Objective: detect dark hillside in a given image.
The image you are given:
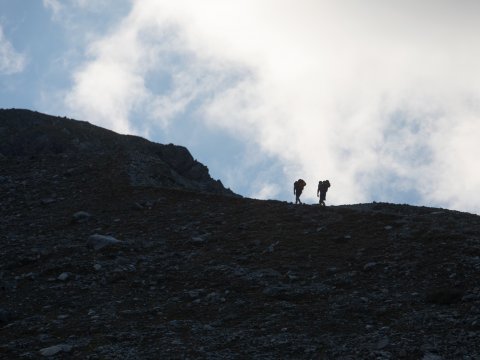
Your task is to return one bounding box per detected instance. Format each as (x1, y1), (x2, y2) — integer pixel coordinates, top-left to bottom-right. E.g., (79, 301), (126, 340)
(1, 110), (480, 359)
(0, 109), (235, 195)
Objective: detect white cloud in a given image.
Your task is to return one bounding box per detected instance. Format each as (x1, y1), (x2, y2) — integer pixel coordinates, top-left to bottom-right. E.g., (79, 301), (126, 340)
(42, 0), (62, 16)
(0, 26), (26, 75)
(63, 0), (480, 213)
(66, 60), (147, 133)
(252, 182), (281, 200)
(63, 1), (244, 134)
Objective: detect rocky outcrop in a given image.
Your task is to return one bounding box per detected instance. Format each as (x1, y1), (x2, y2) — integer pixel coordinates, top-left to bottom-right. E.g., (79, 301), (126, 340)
(0, 109), (236, 196)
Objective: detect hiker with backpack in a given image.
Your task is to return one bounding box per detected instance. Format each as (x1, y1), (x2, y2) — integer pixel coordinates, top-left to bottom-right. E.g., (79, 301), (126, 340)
(294, 179), (306, 204)
(317, 180), (331, 206)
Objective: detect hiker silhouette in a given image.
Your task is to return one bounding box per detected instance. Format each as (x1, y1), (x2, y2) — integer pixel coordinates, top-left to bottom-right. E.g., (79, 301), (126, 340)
(317, 180), (331, 206)
(293, 179), (306, 204)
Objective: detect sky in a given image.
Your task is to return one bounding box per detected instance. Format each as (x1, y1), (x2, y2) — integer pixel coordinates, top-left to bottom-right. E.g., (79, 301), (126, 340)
(1, 0), (480, 214)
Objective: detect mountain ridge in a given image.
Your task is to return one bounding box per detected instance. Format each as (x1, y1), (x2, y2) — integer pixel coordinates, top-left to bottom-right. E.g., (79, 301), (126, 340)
(0, 108), (236, 196)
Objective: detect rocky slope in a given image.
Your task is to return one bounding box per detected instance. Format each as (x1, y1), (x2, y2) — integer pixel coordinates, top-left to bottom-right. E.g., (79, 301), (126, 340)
(1, 110), (480, 359)
(0, 109), (235, 196)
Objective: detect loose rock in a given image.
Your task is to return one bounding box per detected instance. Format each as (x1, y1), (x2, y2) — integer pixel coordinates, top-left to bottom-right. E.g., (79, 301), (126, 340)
(72, 211), (92, 223)
(39, 344), (72, 356)
(87, 234), (122, 250)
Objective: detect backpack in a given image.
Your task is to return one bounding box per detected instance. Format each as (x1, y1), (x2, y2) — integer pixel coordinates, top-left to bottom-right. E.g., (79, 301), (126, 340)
(295, 179), (306, 190)
(318, 180), (330, 192)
